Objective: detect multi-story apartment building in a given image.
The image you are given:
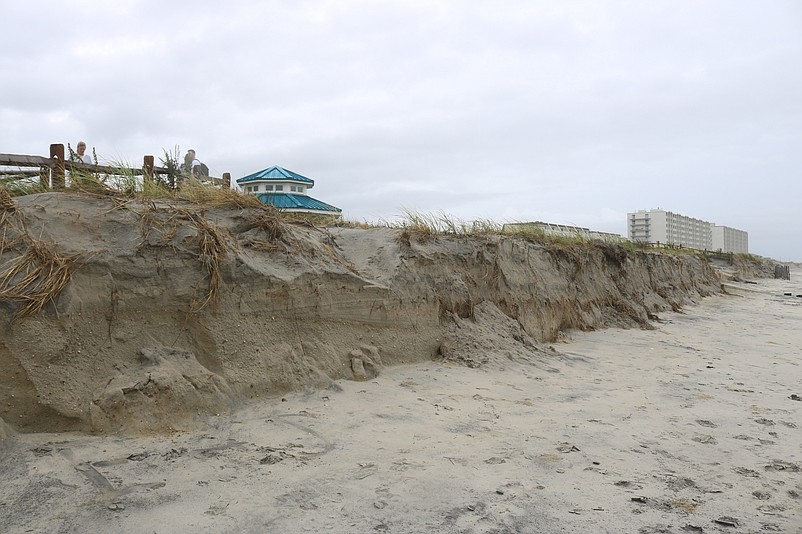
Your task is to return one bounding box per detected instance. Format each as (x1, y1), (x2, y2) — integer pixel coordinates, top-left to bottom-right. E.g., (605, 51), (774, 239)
(711, 225), (748, 254)
(628, 209), (712, 250)
(627, 209), (748, 253)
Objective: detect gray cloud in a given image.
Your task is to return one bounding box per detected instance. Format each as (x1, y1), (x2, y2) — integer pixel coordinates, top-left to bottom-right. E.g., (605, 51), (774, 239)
(2, 0), (800, 259)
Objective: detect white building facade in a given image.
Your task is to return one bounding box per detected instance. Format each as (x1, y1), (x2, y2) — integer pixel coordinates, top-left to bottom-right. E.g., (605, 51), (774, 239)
(503, 221), (624, 242)
(627, 209), (749, 253)
(628, 209), (712, 249)
(711, 225), (748, 254)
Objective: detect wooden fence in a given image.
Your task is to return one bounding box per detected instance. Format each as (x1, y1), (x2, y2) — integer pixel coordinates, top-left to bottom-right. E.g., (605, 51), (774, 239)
(0, 143), (231, 190)
(775, 264), (791, 280)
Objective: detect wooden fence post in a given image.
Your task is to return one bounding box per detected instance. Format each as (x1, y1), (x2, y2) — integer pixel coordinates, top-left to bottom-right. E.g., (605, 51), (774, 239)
(223, 172), (231, 189)
(50, 143), (65, 189)
(143, 155), (154, 187)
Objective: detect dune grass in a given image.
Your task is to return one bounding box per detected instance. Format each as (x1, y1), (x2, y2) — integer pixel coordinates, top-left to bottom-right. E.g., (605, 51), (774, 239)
(385, 209), (719, 267)
(1, 186), (78, 319)
(1, 177), (716, 263)
(0, 188), (14, 214)
(253, 206), (285, 241)
(184, 210), (228, 313)
(0, 178), (47, 197)
(395, 209), (504, 236)
(0, 229), (78, 319)
(391, 209), (607, 250)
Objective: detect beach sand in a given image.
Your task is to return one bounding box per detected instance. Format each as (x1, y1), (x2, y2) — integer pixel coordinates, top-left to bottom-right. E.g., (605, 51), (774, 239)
(1, 271), (800, 533)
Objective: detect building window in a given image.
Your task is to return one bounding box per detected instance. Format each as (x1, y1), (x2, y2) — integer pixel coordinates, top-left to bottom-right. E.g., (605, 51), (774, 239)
(266, 185), (273, 191)
(275, 185), (284, 192)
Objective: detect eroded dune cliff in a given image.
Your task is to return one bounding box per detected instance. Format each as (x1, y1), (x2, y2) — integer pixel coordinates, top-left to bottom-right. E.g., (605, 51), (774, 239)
(1, 192), (723, 433)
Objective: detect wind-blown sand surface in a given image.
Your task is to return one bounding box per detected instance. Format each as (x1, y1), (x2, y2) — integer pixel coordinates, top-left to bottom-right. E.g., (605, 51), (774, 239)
(1, 271), (800, 533)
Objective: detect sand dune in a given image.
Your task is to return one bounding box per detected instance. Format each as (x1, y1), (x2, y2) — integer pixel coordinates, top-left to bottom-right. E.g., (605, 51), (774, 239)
(1, 271), (799, 533)
(1, 193), (798, 532)
(1, 193), (721, 434)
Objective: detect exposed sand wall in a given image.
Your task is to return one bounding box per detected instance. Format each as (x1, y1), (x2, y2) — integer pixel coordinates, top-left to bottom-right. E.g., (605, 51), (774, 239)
(1, 193), (724, 434)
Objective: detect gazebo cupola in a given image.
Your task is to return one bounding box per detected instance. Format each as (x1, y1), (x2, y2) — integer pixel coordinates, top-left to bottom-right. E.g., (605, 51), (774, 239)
(236, 165), (341, 216)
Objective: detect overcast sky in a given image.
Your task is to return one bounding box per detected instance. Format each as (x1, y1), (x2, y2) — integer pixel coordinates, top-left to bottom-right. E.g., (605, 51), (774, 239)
(2, 1), (801, 260)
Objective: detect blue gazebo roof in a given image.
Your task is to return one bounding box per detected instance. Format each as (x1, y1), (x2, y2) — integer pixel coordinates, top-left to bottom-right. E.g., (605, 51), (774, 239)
(256, 193), (341, 213)
(237, 165), (314, 185)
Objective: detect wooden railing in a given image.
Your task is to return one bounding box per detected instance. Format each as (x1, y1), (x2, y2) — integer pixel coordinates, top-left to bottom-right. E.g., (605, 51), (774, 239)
(0, 143), (231, 190)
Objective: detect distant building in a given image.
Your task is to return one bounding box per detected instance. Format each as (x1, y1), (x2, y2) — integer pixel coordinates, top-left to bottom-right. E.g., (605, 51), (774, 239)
(503, 221), (625, 242)
(627, 208), (748, 253)
(711, 225), (748, 254)
(236, 165), (341, 216)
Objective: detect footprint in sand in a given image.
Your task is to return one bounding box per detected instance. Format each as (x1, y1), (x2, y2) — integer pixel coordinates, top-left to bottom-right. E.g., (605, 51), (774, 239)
(691, 434), (717, 445)
(695, 419), (717, 428)
(732, 466), (761, 478)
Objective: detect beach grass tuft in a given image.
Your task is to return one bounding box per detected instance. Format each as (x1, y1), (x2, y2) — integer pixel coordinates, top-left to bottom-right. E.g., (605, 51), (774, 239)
(176, 181), (263, 208)
(0, 235), (78, 319)
(253, 206), (285, 242)
(186, 211), (228, 313)
(0, 188), (15, 213)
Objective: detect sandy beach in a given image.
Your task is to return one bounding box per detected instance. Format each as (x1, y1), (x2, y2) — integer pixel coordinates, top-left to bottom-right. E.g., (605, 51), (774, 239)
(2, 269), (800, 533)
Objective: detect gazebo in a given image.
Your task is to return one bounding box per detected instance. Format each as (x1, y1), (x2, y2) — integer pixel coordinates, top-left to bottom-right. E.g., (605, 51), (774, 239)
(236, 165), (342, 216)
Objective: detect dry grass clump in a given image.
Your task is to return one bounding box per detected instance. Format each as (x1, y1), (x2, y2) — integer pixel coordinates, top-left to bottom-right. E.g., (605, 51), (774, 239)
(393, 210), (513, 244)
(138, 203), (181, 246)
(237, 206), (287, 252)
(0, 236), (78, 319)
(285, 212), (343, 228)
(176, 182), (263, 209)
(0, 188), (16, 228)
(394, 210), (436, 245)
(502, 224), (548, 241)
(67, 170), (119, 197)
(186, 211), (228, 313)
(0, 179), (47, 198)
(500, 222), (626, 269)
(253, 206), (285, 241)
(0, 193), (77, 319)
(0, 188), (15, 212)
(137, 205), (230, 313)
(394, 210), (589, 247)
(330, 218), (377, 229)
(502, 222), (632, 266)
(470, 218), (504, 235)
(0, 224), (21, 256)
(620, 239), (703, 257)
(245, 240), (281, 253)
(503, 223), (588, 247)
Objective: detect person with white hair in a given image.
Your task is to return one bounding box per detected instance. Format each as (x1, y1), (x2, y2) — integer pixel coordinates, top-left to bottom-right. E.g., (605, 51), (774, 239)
(73, 141), (93, 164)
